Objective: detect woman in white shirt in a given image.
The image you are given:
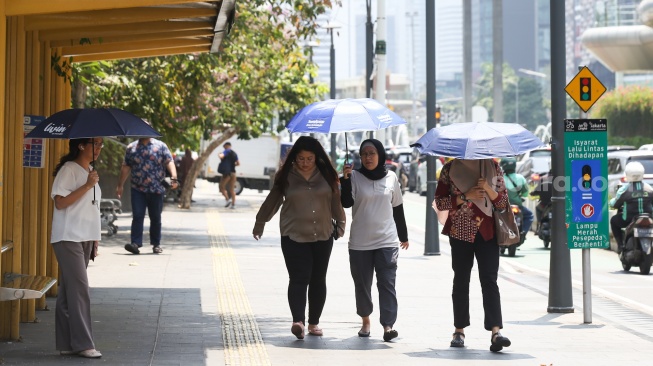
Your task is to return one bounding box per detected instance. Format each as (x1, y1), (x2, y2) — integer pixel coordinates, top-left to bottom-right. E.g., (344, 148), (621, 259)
(50, 138), (104, 359)
(341, 139), (410, 342)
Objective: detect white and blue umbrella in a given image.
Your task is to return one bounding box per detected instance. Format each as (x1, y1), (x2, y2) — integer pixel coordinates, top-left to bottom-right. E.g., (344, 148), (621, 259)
(411, 122), (544, 159)
(286, 98), (406, 133)
(286, 98), (406, 161)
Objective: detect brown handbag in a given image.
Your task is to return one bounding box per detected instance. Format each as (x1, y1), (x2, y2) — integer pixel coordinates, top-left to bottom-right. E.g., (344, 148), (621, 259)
(493, 207), (520, 246)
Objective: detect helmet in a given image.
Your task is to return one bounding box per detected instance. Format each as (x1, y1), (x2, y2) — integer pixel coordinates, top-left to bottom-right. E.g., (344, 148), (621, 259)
(625, 161), (645, 182)
(500, 157), (517, 174)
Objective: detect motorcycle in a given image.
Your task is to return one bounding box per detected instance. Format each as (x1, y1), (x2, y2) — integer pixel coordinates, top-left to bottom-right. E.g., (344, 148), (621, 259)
(620, 213), (653, 275)
(536, 202), (552, 248)
(500, 204), (525, 257)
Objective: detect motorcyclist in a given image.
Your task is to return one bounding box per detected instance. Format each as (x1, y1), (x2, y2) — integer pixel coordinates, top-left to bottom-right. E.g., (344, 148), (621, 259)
(609, 161), (653, 254)
(500, 157), (534, 238)
(530, 168), (553, 223)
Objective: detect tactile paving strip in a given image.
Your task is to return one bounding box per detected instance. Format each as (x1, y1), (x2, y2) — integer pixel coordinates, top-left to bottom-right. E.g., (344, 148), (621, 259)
(208, 210), (271, 365)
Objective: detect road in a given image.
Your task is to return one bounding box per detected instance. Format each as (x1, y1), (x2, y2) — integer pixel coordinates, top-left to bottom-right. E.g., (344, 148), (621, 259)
(401, 191), (653, 339)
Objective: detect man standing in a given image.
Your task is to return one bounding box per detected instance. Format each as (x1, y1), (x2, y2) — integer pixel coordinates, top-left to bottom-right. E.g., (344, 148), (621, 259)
(218, 142), (239, 209)
(116, 137), (178, 254)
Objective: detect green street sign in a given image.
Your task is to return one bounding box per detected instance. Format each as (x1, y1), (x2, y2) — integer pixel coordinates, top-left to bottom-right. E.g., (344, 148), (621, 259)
(564, 119), (609, 249)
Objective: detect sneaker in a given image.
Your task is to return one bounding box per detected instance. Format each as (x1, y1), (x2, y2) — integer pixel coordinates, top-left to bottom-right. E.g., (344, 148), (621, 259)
(78, 349), (102, 358)
(152, 246), (163, 254)
(224, 199), (232, 207)
(124, 243), (140, 254)
(230, 204), (235, 210)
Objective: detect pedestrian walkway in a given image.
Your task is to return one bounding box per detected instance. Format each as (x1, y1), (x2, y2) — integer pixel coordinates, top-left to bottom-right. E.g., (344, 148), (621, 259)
(1, 179), (652, 365)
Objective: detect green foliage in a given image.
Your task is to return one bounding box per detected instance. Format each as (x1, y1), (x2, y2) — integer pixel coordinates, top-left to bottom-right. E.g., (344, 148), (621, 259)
(473, 62), (548, 130)
(591, 85), (653, 142)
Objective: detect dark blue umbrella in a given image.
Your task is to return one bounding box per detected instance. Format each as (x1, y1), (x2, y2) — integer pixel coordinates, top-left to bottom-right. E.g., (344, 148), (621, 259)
(411, 122), (544, 159)
(25, 108), (161, 139)
(286, 98), (406, 134)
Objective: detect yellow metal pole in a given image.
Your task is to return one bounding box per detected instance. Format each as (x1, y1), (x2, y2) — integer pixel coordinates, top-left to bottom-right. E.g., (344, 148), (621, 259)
(0, 0), (9, 341)
(11, 15), (26, 335)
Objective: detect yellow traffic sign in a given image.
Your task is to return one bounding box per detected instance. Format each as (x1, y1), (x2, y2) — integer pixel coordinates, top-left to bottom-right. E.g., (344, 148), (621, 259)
(565, 66), (606, 113)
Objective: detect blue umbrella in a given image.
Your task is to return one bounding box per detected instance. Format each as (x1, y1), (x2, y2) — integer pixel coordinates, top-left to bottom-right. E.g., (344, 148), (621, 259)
(25, 108), (161, 139)
(286, 98), (406, 162)
(411, 122), (544, 159)
(286, 98), (406, 134)
(25, 108), (161, 204)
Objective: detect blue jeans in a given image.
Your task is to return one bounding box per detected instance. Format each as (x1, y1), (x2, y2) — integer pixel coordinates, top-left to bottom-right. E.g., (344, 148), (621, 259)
(521, 205), (534, 236)
(130, 188), (164, 247)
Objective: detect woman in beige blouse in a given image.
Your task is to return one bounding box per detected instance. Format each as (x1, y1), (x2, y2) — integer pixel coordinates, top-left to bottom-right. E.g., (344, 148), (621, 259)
(253, 136), (346, 339)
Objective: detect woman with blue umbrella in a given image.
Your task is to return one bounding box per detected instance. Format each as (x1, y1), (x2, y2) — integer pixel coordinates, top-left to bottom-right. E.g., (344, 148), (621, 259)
(50, 138), (105, 358)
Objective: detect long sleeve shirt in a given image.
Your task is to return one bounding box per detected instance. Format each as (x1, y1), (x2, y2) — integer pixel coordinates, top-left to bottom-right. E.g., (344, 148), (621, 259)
(340, 170), (408, 250)
(253, 167), (346, 243)
(434, 161), (509, 243)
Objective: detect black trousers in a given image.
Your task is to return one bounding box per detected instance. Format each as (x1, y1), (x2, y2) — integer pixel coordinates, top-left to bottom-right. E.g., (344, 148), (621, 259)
(280, 236), (333, 325)
(450, 233), (502, 331)
(610, 214), (628, 247)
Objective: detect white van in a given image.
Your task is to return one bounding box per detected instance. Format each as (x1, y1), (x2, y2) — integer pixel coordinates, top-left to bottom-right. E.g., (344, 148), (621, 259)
(200, 134), (292, 195)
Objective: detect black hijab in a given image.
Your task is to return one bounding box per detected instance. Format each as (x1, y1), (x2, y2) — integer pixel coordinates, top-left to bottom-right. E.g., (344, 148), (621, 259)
(356, 138), (387, 181)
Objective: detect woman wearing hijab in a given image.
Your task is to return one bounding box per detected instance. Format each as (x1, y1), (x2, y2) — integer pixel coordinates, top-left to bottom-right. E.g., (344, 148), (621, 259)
(434, 158), (512, 352)
(51, 138), (104, 358)
(253, 136), (346, 339)
(341, 139), (409, 342)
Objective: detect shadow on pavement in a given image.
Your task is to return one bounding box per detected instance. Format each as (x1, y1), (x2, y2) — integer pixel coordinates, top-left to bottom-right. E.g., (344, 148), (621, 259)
(405, 348), (535, 361)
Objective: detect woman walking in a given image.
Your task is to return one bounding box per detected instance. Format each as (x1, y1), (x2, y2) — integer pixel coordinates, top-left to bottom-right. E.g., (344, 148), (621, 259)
(341, 139), (409, 342)
(51, 138), (104, 358)
(253, 136), (345, 339)
(433, 158), (512, 352)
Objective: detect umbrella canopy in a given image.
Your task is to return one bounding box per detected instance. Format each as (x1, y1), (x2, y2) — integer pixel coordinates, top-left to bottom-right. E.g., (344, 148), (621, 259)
(286, 98), (406, 134)
(25, 108), (161, 139)
(411, 122), (544, 159)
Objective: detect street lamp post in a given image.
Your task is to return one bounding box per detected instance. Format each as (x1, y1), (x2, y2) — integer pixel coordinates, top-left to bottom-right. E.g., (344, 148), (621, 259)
(406, 11), (418, 134)
(324, 22), (342, 163)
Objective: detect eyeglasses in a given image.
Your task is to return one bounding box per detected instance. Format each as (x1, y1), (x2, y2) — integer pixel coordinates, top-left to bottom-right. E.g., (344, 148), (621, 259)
(360, 151), (377, 158)
(87, 142), (104, 149)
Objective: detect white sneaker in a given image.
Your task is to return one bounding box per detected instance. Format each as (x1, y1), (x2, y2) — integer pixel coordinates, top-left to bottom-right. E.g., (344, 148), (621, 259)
(78, 349), (102, 358)
(224, 199), (232, 207)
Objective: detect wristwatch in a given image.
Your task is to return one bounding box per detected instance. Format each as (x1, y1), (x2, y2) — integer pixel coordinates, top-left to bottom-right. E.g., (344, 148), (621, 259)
(459, 193), (467, 202)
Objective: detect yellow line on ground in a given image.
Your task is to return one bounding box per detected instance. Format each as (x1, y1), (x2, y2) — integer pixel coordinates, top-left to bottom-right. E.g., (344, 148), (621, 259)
(208, 209), (271, 366)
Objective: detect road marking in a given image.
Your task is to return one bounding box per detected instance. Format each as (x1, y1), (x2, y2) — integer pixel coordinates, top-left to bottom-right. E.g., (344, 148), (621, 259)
(208, 209), (271, 366)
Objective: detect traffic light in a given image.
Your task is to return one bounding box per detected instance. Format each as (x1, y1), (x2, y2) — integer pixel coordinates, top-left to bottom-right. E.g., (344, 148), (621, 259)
(435, 105), (441, 124)
(580, 77), (591, 101)
(582, 165), (591, 189)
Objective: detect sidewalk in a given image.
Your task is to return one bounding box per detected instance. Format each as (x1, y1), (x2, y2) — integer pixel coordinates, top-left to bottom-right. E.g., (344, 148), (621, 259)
(1, 179), (653, 365)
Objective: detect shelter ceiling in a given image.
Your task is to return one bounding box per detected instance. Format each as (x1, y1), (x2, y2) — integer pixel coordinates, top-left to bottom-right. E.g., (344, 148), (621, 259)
(9, 0), (235, 61)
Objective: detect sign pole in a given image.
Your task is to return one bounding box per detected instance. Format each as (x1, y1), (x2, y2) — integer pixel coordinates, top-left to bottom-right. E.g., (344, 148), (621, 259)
(580, 108), (592, 325)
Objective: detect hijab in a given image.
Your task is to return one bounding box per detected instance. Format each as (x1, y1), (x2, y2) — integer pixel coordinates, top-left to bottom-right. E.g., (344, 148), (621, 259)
(356, 138), (387, 181)
(449, 158), (498, 217)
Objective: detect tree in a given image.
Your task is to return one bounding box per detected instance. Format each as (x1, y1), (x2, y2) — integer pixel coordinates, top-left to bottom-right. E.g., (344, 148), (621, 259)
(474, 62), (548, 130)
(83, 0), (335, 208)
(591, 85), (653, 147)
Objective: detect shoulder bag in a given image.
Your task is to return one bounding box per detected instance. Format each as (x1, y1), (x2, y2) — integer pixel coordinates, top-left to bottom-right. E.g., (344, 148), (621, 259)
(493, 207), (520, 246)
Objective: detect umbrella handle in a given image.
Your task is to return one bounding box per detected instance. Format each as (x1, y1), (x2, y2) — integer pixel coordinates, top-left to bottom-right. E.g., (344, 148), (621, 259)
(345, 132), (349, 165)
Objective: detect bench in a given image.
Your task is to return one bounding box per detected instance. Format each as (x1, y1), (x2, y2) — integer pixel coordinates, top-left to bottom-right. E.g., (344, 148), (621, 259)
(0, 242), (57, 301)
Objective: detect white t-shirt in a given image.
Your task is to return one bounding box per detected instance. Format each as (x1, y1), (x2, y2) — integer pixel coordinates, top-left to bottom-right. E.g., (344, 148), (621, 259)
(50, 161), (102, 243)
(348, 170), (403, 250)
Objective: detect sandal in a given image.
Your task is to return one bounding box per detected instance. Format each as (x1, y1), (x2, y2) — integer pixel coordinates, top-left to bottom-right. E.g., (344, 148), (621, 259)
(490, 332), (511, 352)
(307, 325), (323, 336)
(450, 332), (465, 348)
(291, 322), (305, 340)
(383, 329), (398, 342)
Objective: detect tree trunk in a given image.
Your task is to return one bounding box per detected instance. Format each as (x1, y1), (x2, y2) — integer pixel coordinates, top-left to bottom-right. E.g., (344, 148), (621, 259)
(178, 127), (237, 209)
(72, 78), (87, 108)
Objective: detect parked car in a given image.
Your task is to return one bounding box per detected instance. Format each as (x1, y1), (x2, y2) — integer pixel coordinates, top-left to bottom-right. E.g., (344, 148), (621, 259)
(608, 145), (636, 152)
(607, 150), (653, 197)
(637, 144), (653, 151)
